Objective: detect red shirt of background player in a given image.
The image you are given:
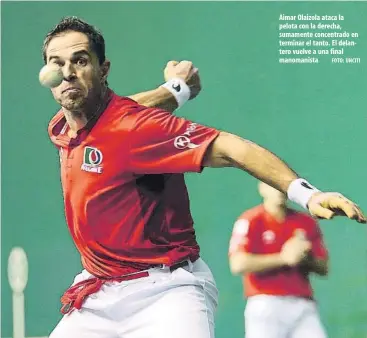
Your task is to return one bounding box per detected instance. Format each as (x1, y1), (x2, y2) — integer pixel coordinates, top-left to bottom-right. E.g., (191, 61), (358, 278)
(229, 205), (328, 298)
(48, 90), (220, 278)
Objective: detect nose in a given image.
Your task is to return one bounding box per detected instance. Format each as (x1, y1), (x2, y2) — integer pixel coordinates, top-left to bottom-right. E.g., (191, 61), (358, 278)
(62, 63), (77, 82)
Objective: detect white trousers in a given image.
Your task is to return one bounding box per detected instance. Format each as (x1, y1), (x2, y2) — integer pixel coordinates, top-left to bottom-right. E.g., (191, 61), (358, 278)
(49, 258), (218, 338)
(244, 295), (327, 338)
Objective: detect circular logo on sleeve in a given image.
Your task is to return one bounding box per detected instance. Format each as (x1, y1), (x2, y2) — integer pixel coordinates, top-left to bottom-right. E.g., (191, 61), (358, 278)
(174, 136), (199, 149)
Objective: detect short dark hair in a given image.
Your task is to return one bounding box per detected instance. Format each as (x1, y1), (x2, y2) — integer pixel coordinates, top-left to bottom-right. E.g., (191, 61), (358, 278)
(42, 16), (106, 65)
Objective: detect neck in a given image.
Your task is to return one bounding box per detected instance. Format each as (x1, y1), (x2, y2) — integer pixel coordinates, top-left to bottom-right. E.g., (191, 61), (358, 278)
(63, 86), (109, 133)
(263, 201), (288, 222)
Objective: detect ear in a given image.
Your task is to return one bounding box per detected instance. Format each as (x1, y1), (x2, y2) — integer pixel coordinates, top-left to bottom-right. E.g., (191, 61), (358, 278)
(100, 60), (111, 83)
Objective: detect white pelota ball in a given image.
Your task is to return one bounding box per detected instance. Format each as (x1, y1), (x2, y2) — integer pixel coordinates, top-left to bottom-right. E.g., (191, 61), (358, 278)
(39, 65), (63, 88)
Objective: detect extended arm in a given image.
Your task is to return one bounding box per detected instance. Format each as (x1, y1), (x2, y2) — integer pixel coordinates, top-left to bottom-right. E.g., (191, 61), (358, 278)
(203, 132), (297, 193)
(203, 132), (366, 223)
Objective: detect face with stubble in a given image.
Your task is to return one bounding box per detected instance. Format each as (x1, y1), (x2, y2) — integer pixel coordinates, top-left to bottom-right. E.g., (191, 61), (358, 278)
(45, 30), (109, 112)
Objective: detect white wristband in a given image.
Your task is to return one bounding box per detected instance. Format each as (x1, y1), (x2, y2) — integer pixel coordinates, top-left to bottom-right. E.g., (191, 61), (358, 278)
(161, 78), (191, 108)
(287, 178), (321, 209)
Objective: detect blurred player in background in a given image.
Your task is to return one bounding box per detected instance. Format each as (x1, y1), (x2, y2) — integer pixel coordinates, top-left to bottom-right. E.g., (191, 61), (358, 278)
(43, 16), (364, 338)
(229, 182), (329, 338)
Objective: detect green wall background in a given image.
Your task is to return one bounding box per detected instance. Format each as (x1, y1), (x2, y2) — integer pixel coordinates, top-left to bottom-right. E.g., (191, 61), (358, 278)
(2, 1), (366, 337)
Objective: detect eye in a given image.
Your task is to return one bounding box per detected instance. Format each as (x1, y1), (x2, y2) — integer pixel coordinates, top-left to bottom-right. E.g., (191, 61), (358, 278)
(50, 60), (63, 67)
(76, 58), (88, 67)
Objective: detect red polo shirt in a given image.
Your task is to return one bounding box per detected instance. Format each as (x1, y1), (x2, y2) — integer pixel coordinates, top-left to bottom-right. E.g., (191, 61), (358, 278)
(48, 91), (220, 278)
(229, 205), (328, 298)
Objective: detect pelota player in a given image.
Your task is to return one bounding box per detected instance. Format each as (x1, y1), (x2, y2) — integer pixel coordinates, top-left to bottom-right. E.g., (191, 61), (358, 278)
(229, 182), (329, 338)
(43, 17), (365, 338)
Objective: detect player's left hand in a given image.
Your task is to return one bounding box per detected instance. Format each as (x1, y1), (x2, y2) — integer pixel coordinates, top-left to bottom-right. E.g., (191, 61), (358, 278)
(164, 60), (201, 100)
(307, 192), (366, 223)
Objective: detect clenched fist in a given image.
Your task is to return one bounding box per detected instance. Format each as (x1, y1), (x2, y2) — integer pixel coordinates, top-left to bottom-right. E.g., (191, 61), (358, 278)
(164, 60), (201, 100)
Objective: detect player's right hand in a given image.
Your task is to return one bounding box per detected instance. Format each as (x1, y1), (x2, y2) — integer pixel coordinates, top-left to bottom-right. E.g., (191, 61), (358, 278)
(280, 235), (312, 267)
(308, 192), (366, 223)
(164, 60), (201, 100)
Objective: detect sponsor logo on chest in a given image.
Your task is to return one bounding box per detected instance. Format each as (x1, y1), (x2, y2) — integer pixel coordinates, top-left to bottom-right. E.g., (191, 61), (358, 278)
(81, 146), (103, 174)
